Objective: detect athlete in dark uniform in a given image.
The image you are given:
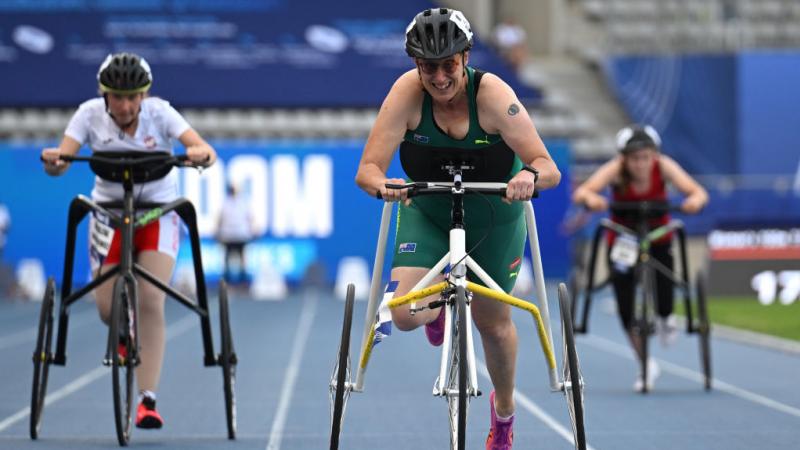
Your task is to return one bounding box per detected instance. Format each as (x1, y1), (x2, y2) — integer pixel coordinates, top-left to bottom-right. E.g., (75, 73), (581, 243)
(572, 124), (708, 392)
(355, 8), (561, 449)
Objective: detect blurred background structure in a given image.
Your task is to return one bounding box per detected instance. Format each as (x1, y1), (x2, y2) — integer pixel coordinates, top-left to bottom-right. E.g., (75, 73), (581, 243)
(1, 0), (799, 306)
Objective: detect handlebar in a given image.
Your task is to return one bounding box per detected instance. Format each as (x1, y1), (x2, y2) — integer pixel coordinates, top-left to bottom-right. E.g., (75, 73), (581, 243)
(608, 201), (682, 218)
(376, 181), (538, 200)
(46, 152), (207, 168)
(42, 151), (210, 183)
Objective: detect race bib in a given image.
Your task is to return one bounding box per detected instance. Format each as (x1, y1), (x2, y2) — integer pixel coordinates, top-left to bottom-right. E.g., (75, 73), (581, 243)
(90, 216), (115, 257)
(610, 234), (638, 269)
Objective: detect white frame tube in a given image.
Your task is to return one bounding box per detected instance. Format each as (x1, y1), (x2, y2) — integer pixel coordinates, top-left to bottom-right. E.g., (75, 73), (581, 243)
(524, 202), (560, 390)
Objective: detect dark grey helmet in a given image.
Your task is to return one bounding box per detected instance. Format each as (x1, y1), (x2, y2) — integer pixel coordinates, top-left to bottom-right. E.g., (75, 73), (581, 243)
(97, 52), (152, 94)
(405, 8), (473, 59)
(616, 124), (662, 154)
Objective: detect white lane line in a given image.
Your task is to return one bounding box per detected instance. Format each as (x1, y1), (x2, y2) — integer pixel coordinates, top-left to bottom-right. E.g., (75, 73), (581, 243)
(0, 314), (197, 433)
(0, 309), (97, 351)
(265, 293), (318, 450)
(477, 360), (599, 450)
(583, 334), (800, 419)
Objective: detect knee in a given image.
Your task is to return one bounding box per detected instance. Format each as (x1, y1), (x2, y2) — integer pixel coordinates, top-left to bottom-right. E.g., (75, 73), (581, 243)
(474, 316), (515, 341)
(137, 283), (166, 317)
(392, 311), (419, 332)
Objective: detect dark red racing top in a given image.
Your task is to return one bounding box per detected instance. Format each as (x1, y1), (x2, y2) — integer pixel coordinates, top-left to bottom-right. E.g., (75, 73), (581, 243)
(608, 159), (671, 245)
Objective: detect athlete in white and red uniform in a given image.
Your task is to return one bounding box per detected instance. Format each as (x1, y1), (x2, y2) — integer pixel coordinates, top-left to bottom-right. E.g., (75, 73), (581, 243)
(41, 52), (216, 429)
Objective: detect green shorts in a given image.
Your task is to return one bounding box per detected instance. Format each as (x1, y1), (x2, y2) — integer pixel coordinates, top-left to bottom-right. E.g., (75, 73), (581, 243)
(392, 200), (527, 293)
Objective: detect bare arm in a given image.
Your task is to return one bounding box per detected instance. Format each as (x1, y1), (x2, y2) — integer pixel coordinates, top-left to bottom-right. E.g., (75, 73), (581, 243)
(476, 73), (560, 201)
(355, 70), (422, 201)
(179, 128), (217, 166)
(41, 135), (82, 176)
(572, 157), (623, 211)
(659, 155), (708, 213)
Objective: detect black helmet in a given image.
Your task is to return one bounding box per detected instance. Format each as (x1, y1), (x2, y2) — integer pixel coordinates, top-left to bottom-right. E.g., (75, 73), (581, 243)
(616, 124), (661, 154)
(405, 8), (473, 59)
(97, 52), (152, 94)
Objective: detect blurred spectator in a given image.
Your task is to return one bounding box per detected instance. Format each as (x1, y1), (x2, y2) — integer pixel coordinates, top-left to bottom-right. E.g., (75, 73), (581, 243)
(216, 184), (255, 287)
(0, 203), (9, 261)
(492, 18), (529, 72)
(0, 203), (14, 298)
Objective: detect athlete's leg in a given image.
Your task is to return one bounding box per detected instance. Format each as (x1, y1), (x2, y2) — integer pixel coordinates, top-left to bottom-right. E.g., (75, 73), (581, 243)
(94, 264), (118, 324)
(608, 253), (640, 358)
(134, 250), (174, 392)
(389, 267), (444, 331)
(652, 243), (675, 318)
(465, 215), (526, 419)
(472, 296), (517, 418)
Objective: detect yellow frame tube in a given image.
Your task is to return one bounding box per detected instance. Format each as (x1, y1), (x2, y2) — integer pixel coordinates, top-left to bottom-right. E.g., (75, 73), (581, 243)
(466, 282), (557, 371)
(358, 282), (450, 370)
(359, 280), (556, 373)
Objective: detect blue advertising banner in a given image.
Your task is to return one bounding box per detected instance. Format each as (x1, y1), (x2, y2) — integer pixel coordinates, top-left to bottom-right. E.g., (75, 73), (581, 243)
(0, 0), (539, 107)
(605, 51), (800, 178)
(604, 54), (738, 175)
(0, 139), (570, 290)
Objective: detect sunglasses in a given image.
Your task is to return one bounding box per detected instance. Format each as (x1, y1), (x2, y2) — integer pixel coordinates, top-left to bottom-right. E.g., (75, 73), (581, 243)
(417, 58), (460, 75)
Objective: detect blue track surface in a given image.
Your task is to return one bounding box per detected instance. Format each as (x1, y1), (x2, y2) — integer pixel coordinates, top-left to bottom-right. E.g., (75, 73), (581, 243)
(1, 286), (799, 449)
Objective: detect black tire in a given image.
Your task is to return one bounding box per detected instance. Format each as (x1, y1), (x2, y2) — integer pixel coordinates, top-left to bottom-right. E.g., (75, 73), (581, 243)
(558, 283), (586, 450)
(30, 278), (56, 440)
(110, 277), (135, 446)
(455, 285), (468, 450)
(329, 284), (354, 450)
(219, 280), (237, 439)
(635, 268), (653, 394)
(695, 272), (712, 391)
(567, 268), (585, 333)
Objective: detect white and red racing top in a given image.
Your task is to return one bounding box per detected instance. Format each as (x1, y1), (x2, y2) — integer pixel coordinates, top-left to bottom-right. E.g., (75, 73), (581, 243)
(65, 97), (191, 203)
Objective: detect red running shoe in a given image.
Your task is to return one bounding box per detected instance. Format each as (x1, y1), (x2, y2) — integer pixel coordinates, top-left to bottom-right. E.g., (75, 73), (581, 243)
(136, 397), (164, 429)
(424, 306), (445, 346)
(117, 342), (127, 363)
(486, 390), (514, 450)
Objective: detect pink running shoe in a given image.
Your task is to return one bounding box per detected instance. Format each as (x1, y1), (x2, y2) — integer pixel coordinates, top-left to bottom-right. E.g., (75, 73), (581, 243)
(486, 390), (514, 450)
(424, 306), (445, 346)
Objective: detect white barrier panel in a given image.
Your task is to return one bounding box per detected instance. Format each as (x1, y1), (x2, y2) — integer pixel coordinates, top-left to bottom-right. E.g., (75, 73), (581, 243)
(511, 257), (534, 298)
(16, 258), (45, 301)
(335, 256), (369, 301)
(250, 264), (288, 301)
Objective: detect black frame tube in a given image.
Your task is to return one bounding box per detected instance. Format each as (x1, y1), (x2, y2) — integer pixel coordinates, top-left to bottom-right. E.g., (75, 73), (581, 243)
(52, 185), (217, 367)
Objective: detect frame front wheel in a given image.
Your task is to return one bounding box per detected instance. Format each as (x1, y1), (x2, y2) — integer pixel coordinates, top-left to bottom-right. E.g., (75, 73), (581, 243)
(329, 283), (354, 450)
(219, 280), (238, 439)
(559, 283), (586, 450)
(30, 277), (56, 440)
(110, 277), (136, 447)
(695, 272), (712, 391)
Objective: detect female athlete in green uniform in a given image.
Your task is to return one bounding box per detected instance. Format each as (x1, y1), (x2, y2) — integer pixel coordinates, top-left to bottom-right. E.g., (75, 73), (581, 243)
(355, 8), (561, 449)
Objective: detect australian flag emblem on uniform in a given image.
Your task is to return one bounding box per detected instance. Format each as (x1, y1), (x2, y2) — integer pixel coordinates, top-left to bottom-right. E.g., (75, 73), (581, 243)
(399, 242), (417, 253)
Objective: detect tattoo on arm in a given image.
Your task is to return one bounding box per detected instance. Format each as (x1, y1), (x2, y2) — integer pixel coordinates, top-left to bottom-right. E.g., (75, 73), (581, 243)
(507, 103), (520, 116)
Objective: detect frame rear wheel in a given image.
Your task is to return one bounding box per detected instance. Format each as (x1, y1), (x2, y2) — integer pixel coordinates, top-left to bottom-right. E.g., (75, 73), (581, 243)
(559, 283), (586, 450)
(329, 284), (354, 450)
(30, 277), (56, 440)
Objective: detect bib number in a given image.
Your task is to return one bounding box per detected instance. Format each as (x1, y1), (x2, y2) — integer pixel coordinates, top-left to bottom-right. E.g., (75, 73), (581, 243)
(90, 216), (115, 257)
(610, 234), (638, 269)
